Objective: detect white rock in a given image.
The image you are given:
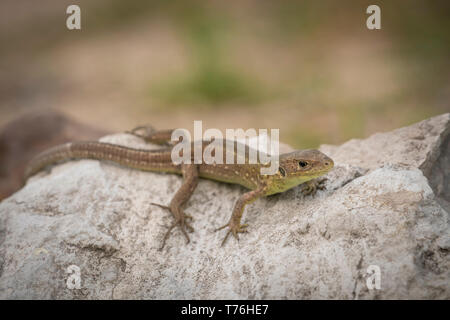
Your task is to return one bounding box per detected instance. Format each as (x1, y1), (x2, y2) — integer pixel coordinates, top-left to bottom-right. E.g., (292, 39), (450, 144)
(0, 113), (449, 299)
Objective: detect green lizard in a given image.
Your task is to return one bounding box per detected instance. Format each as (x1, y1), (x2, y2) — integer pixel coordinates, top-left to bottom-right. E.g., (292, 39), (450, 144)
(24, 126), (334, 249)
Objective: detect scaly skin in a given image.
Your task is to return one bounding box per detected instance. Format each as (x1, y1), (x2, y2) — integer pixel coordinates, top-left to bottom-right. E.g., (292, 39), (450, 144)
(24, 126), (334, 249)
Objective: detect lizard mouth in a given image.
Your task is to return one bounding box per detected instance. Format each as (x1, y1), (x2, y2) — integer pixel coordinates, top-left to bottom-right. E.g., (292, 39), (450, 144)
(310, 162), (334, 178)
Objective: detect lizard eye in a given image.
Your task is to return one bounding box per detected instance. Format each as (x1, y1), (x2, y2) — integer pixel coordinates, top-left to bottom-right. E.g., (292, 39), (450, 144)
(299, 161), (308, 168)
(278, 167), (286, 177)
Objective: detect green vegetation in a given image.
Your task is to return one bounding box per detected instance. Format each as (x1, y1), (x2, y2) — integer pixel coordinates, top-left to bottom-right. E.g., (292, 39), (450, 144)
(152, 66), (265, 106)
(287, 128), (326, 150)
(150, 1), (266, 106)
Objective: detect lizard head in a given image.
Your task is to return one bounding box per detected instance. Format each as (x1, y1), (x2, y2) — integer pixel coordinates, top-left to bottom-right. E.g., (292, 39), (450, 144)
(265, 149), (334, 195)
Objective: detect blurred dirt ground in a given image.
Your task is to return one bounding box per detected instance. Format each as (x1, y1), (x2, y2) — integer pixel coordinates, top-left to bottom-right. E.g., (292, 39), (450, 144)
(0, 0), (449, 149)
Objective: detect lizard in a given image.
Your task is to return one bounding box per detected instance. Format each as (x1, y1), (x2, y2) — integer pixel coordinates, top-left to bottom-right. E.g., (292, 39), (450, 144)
(24, 126), (334, 249)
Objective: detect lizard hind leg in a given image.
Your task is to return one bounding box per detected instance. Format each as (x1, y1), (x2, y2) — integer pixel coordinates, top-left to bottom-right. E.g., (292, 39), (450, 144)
(126, 125), (174, 146)
(126, 124), (156, 140)
(153, 164), (199, 250)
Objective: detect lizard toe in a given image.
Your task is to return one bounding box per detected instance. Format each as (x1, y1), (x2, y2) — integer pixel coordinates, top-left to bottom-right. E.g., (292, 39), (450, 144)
(218, 222), (249, 246)
(153, 203), (195, 250)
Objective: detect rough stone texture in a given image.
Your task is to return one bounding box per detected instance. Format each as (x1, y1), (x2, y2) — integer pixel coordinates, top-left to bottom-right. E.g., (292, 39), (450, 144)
(0, 113), (449, 299)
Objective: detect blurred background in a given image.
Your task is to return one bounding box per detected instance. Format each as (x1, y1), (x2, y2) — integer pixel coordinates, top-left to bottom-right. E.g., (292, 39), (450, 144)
(0, 0), (449, 198)
(2, 0), (450, 145)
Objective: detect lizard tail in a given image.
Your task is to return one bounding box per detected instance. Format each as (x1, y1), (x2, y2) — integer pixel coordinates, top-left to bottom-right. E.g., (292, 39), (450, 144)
(24, 143), (73, 181)
(24, 141), (177, 181)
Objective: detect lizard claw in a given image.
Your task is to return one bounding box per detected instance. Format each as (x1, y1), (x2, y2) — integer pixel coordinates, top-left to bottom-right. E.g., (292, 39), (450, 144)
(151, 202), (194, 223)
(215, 222), (249, 247)
(316, 178), (327, 190)
(125, 125), (156, 138)
(151, 202), (194, 250)
(126, 125), (171, 146)
(301, 178), (327, 197)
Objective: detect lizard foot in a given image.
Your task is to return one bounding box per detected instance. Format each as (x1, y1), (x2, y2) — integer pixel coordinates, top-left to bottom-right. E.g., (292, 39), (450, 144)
(215, 222), (249, 247)
(126, 125), (171, 146)
(151, 203), (194, 250)
(125, 125), (156, 140)
(301, 178), (327, 197)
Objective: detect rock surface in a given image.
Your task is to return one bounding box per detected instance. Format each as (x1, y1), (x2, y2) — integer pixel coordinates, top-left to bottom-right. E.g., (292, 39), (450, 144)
(0, 114), (449, 299)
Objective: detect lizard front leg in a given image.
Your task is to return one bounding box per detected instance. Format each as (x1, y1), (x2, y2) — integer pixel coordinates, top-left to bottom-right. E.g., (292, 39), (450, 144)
(153, 163), (199, 250)
(301, 178), (327, 196)
(216, 187), (266, 246)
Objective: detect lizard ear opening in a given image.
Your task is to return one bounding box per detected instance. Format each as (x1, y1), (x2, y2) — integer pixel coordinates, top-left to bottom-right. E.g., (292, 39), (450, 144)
(278, 167), (286, 177)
